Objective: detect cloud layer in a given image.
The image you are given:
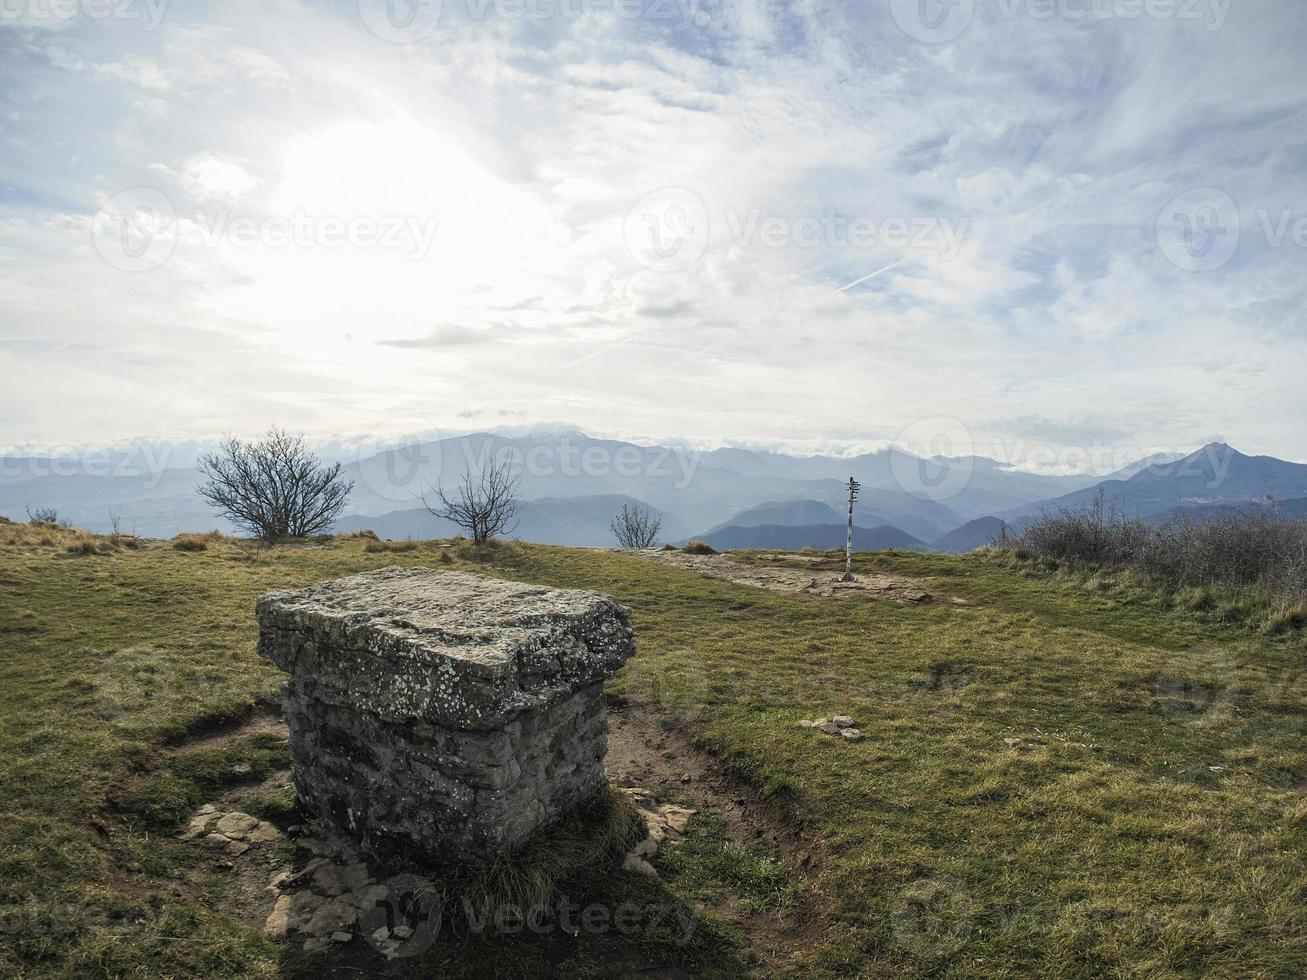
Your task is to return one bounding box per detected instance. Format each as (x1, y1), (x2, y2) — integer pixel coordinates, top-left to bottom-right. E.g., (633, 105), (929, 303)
(1, 0), (1304, 466)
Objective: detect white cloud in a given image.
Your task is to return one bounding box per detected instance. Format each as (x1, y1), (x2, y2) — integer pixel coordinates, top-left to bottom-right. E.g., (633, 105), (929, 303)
(0, 0), (1304, 461)
(180, 152), (258, 203)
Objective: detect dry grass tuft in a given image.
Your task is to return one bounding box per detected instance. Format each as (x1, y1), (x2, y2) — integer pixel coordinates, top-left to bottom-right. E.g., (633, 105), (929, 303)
(364, 539), (419, 553)
(679, 540), (721, 556)
(172, 531), (226, 552)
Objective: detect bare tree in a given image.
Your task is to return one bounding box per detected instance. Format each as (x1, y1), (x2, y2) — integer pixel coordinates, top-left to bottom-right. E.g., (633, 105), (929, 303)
(26, 505), (59, 525)
(423, 456), (521, 546)
(197, 427), (353, 542)
(610, 502), (662, 549)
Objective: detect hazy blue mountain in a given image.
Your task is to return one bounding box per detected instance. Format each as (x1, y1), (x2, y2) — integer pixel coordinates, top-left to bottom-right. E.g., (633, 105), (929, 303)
(333, 494), (684, 547)
(1102, 451), (1187, 482)
(343, 431), (969, 537)
(1140, 495), (1307, 525)
(693, 445), (1095, 520)
(695, 522), (929, 552)
(1000, 444), (1307, 525)
(9, 434), (1301, 545)
(932, 516), (1009, 553)
(701, 499), (842, 533)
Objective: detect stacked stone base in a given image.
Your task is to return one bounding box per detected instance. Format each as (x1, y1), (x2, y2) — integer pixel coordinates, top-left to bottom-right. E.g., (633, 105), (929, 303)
(284, 677), (609, 866)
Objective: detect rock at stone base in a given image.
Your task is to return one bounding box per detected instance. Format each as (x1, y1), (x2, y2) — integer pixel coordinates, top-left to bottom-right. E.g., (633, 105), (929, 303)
(247, 821), (282, 844)
(831, 715), (856, 728)
(264, 895), (293, 940)
(622, 852), (658, 877)
(223, 839), (251, 857)
(840, 729), (865, 742)
(181, 814), (216, 840)
(214, 812), (259, 839)
(304, 897), (358, 938)
(661, 806), (695, 833)
(617, 787), (659, 812)
(816, 722), (842, 736)
(330, 931), (352, 944)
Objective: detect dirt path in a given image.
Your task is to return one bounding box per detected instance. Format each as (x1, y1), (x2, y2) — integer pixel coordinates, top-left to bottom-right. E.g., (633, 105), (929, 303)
(607, 706), (826, 965)
(630, 548), (965, 604)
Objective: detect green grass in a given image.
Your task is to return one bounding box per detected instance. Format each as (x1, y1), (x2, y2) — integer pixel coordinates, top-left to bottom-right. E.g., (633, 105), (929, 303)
(0, 533), (1304, 977)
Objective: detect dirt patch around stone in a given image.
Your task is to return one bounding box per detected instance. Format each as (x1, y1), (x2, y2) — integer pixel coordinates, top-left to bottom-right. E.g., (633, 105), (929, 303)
(629, 549), (965, 604)
(606, 706), (827, 962)
(169, 702), (827, 974)
(167, 706), (289, 756)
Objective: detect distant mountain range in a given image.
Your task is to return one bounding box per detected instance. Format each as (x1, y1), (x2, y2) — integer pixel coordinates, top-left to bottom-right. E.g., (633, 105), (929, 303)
(998, 443), (1307, 529)
(931, 516), (1010, 553)
(2, 433), (1303, 552)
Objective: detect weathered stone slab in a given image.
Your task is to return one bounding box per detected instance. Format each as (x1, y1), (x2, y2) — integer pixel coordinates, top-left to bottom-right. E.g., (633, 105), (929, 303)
(256, 566), (635, 866)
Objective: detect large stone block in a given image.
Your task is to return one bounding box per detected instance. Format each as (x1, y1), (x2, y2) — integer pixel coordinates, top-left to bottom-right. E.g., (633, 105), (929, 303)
(256, 566), (635, 865)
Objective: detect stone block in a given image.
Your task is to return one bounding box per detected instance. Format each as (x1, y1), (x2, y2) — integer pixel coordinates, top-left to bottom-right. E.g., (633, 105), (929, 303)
(256, 566), (635, 866)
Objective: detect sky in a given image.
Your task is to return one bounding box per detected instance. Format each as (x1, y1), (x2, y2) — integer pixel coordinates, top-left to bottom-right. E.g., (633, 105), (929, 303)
(1, 0), (1305, 470)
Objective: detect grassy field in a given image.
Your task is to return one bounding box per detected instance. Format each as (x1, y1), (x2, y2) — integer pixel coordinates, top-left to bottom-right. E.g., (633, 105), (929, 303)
(1, 523), (1304, 977)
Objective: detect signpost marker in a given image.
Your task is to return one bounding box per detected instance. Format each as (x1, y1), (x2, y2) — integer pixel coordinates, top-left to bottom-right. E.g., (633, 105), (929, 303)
(842, 476), (861, 582)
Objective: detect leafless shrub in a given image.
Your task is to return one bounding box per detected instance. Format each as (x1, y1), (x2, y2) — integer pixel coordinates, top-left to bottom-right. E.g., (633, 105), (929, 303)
(1018, 490), (1149, 567)
(1137, 505), (1307, 598)
(197, 428), (353, 542)
(26, 505), (60, 526)
(1014, 492), (1307, 609)
(610, 502), (662, 549)
(422, 457), (520, 546)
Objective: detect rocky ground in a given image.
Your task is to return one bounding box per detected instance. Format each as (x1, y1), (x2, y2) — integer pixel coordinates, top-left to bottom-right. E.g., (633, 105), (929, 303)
(630, 549), (964, 603)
